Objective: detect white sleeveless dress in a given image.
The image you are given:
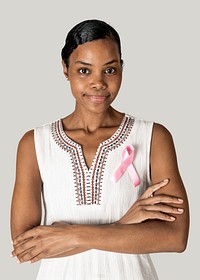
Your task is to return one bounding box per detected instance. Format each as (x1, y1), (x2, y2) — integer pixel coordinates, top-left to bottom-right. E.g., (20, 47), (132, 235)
(34, 114), (159, 280)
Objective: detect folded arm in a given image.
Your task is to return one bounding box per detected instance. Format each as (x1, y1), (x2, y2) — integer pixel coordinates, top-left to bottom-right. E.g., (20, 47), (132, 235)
(11, 124), (189, 263)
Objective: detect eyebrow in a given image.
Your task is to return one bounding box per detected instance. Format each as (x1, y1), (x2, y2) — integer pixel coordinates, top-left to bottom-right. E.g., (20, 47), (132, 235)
(75, 59), (119, 66)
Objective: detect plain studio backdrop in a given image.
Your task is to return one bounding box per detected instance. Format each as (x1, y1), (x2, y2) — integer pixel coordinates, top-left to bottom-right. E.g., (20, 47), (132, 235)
(1, 1), (199, 279)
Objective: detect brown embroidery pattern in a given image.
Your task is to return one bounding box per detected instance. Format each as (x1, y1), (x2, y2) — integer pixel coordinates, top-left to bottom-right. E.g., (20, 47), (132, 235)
(51, 115), (135, 205)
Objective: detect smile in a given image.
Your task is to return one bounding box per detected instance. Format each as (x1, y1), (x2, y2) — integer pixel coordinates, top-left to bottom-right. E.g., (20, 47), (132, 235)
(84, 95), (110, 104)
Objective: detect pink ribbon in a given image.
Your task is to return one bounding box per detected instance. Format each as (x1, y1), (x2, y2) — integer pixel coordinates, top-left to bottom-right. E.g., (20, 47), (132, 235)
(111, 145), (140, 187)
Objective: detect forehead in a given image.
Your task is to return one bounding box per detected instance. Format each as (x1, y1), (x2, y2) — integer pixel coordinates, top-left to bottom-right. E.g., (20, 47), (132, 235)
(69, 39), (120, 63)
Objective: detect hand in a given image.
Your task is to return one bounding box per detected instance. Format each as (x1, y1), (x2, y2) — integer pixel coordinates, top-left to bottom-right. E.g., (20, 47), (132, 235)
(117, 179), (184, 225)
(11, 222), (77, 263)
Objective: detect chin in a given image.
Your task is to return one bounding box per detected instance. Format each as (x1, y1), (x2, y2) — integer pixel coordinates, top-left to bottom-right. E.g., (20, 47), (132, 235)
(84, 104), (111, 114)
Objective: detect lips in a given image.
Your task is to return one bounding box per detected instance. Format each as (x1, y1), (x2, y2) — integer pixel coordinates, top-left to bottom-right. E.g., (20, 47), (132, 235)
(84, 94), (110, 104)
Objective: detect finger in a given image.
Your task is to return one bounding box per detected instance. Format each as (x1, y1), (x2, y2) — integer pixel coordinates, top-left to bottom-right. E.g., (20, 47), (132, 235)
(29, 252), (46, 263)
(13, 247), (35, 263)
(12, 237), (33, 250)
(12, 238), (36, 257)
(146, 211), (176, 222)
(144, 204), (184, 215)
(141, 179), (169, 199)
(17, 245), (68, 263)
(13, 227), (41, 245)
(118, 208), (177, 224)
(146, 195), (184, 205)
(13, 232), (34, 246)
(17, 247), (40, 263)
(15, 241), (47, 263)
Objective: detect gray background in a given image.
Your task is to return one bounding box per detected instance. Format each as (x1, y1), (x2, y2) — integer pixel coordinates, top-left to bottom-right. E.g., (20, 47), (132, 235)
(1, 0), (199, 279)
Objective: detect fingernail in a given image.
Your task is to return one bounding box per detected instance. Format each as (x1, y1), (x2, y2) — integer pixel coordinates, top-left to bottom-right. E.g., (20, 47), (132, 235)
(17, 258), (21, 264)
(163, 179), (169, 183)
(178, 208), (184, 213)
(170, 216), (176, 221)
(11, 240), (14, 245)
(10, 253), (14, 258)
(178, 198), (184, 203)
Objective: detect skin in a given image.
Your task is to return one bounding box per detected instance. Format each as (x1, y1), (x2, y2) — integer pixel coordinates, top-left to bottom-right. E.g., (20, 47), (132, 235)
(10, 39), (189, 264)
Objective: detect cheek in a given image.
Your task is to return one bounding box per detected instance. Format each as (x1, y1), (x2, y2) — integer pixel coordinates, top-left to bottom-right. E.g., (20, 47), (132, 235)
(109, 76), (122, 92)
(69, 79), (86, 95)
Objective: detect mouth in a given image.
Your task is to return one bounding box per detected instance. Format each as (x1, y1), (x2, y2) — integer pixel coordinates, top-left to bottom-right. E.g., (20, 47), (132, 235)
(83, 94), (110, 104)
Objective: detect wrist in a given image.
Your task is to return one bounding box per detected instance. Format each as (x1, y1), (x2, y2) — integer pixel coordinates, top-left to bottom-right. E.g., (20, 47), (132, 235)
(72, 223), (118, 249)
(70, 224), (90, 248)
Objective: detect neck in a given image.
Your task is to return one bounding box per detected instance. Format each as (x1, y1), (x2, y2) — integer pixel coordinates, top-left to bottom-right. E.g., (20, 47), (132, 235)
(66, 106), (123, 133)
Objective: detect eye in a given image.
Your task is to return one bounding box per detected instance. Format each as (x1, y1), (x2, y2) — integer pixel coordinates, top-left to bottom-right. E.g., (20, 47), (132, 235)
(78, 68), (90, 75)
(104, 67), (116, 75)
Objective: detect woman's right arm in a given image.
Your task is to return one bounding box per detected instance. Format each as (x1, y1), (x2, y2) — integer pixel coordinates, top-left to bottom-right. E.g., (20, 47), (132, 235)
(10, 130), (42, 241)
(11, 130), (88, 259)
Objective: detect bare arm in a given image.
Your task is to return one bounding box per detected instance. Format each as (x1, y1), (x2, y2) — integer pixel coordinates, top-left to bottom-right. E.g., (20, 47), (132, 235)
(149, 123), (189, 249)
(70, 124), (189, 254)
(12, 123), (189, 262)
(10, 130), (88, 258)
(77, 124), (189, 253)
(10, 130), (42, 241)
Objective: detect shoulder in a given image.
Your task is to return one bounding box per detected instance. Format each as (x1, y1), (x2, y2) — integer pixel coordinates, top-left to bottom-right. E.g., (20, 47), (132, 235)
(128, 115), (154, 135)
(18, 129), (34, 147)
(127, 114), (153, 127)
(34, 120), (54, 134)
(17, 120), (54, 151)
(17, 130), (35, 157)
(152, 123), (174, 146)
(151, 123), (177, 167)
(127, 114), (174, 143)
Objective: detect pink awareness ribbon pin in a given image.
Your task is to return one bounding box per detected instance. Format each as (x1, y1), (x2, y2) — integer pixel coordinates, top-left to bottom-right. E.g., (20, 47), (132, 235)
(111, 144), (140, 187)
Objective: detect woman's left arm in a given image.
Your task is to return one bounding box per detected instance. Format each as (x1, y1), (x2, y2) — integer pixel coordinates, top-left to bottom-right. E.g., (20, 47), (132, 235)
(150, 123), (190, 246)
(78, 123), (189, 253)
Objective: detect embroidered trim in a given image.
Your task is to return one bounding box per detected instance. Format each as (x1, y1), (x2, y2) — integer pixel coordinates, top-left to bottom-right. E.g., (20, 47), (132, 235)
(51, 115), (135, 205)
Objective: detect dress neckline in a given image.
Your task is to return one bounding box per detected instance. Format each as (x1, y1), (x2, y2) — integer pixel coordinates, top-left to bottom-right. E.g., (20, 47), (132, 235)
(51, 114), (135, 205)
(58, 113), (127, 171)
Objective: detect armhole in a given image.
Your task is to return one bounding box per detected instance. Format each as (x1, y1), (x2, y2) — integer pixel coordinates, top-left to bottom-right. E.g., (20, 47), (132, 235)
(147, 121), (154, 185)
(34, 127), (44, 182)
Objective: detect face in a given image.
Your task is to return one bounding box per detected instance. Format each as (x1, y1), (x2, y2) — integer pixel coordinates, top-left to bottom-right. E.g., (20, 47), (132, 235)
(62, 39), (122, 114)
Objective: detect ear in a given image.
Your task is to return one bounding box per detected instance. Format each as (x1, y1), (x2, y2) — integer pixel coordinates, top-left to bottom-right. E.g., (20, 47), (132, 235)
(61, 60), (69, 80)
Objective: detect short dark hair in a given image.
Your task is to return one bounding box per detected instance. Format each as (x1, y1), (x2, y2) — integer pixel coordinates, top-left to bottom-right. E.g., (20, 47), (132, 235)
(61, 19), (123, 67)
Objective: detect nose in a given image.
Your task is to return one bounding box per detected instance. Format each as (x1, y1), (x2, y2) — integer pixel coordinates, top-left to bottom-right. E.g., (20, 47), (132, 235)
(90, 73), (107, 91)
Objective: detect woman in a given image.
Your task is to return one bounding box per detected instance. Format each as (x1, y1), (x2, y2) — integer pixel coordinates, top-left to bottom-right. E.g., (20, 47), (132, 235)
(10, 19), (189, 279)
